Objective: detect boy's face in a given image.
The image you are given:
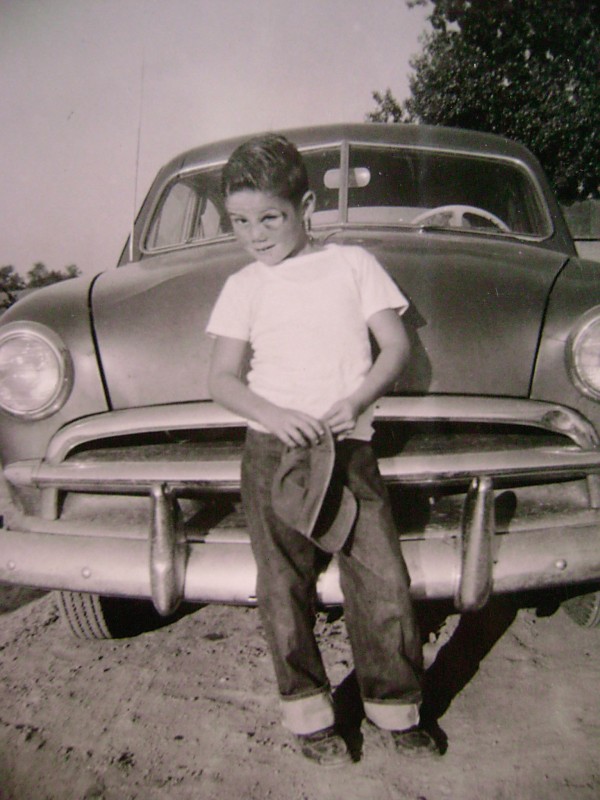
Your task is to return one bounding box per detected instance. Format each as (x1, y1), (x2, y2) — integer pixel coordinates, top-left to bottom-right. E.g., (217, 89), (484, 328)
(225, 189), (315, 266)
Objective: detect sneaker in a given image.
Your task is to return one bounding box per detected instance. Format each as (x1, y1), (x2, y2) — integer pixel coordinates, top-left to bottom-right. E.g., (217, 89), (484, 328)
(296, 726), (352, 766)
(390, 725), (440, 756)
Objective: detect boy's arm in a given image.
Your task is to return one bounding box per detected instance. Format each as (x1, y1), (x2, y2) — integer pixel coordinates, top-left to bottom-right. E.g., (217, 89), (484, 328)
(322, 308), (410, 438)
(208, 335), (324, 448)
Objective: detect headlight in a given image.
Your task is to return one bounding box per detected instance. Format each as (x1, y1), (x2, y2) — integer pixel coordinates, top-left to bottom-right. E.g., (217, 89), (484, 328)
(568, 306), (600, 401)
(0, 322), (73, 419)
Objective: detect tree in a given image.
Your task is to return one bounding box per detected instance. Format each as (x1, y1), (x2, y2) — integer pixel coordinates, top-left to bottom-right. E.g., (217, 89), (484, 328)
(0, 266), (26, 309)
(26, 261), (81, 288)
(368, 0), (599, 202)
(0, 262), (81, 311)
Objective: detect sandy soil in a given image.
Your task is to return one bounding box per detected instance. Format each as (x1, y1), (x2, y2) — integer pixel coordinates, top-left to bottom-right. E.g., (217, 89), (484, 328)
(0, 584), (598, 800)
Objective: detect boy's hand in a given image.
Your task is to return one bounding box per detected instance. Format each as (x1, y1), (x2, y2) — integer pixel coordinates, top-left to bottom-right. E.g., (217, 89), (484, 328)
(261, 406), (325, 448)
(322, 397), (362, 440)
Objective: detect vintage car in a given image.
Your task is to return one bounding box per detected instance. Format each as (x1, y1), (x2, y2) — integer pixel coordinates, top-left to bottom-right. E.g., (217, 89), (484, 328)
(1, 123), (599, 638)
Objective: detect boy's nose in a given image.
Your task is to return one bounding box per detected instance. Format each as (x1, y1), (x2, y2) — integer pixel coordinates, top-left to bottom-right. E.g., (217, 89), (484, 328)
(250, 224), (267, 242)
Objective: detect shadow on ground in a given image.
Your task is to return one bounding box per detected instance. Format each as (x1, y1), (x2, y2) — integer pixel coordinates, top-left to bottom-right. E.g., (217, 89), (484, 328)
(331, 590), (568, 761)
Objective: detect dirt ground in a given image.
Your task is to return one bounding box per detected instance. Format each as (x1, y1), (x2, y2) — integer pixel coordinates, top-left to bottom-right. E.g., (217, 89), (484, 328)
(0, 584), (598, 800)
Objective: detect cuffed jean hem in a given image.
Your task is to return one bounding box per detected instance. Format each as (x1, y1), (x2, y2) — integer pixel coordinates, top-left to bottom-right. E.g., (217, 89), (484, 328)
(280, 689), (335, 735)
(364, 700), (420, 731)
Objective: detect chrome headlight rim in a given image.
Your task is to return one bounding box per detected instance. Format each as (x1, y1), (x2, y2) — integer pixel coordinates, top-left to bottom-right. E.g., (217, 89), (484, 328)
(0, 321), (73, 420)
(567, 306), (600, 402)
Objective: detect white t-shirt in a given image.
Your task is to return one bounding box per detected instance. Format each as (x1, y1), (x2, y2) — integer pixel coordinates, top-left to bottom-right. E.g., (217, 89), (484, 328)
(206, 243), (408, 440)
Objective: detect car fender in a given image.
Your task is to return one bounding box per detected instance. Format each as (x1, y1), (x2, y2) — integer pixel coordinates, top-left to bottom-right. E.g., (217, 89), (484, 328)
(0, 274), (109, 464)
(531, 256), (600, 429)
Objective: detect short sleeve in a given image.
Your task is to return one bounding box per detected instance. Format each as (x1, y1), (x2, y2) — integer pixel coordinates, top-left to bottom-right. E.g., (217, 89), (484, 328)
(349, 246), (409, 321)
(205, 272), (253, 341)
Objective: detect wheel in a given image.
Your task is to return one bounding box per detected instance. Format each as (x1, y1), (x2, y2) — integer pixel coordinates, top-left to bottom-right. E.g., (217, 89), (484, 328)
(59, 591), (111, 638)
(58, 591), (191, 639)
(413, 204), (510, 231)
(561, 589), (600, 628)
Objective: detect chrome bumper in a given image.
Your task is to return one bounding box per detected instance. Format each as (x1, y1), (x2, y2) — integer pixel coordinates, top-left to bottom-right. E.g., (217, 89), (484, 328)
(2, 397), (600, 615)
(1, 493), (600, 615)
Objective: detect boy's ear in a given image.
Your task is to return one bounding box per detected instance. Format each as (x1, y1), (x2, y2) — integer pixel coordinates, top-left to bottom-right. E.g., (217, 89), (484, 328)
(301, 190), (316, 220)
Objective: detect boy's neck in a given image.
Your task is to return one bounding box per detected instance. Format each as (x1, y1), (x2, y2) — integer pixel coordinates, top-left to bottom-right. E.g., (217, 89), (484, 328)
(272, 239), (324, 265)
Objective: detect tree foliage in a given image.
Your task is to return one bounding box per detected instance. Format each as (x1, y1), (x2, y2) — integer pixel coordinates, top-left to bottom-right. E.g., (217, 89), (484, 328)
(0, 266), (25, 308)
(0, 262), (80, 310)
(26, 262), (80, 288)
(368, 0), (599, 202)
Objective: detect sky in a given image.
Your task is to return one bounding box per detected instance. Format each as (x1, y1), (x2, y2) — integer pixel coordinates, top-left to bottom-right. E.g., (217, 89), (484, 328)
(0, 0), (429, 278)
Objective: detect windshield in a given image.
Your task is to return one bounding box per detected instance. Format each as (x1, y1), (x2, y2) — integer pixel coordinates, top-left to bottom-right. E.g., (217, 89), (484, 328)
(143, 142), (552, 253)
(344, 145), (551, 236)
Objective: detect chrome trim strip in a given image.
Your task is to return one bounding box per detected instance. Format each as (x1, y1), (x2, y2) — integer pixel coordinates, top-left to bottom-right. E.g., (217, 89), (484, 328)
(46, 403), (246, 464)
(43, 397), (600, 465)
(381, 448), (600, 483)
(375, 396), (600, 449)
(7, 446), (600, 491)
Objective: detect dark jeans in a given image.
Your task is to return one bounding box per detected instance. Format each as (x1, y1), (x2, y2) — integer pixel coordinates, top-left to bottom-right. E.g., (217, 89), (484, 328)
(241, 428), (423, 734)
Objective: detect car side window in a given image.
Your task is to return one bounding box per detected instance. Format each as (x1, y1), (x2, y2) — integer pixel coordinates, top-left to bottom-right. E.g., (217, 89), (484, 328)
(144, 167), (231, 252)
(146, 181), (197, 249)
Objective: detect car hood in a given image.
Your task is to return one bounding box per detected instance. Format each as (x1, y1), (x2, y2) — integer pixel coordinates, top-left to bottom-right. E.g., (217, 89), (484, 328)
(91, 233), (568, 410)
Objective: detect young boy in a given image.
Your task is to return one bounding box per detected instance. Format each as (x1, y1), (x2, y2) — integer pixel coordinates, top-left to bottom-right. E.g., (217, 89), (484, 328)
(206, 133), (437, 765)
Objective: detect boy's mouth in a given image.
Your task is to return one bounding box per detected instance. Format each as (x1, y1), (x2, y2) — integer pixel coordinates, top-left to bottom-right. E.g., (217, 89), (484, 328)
(254, 245), (275, 255)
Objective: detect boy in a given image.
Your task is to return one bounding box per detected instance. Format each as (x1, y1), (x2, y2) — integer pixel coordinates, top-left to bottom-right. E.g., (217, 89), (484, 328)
(207, 133), (437, 765)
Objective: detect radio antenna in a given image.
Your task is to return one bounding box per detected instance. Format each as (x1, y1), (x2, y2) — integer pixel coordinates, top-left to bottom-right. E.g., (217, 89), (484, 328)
(129, 40), (146, 263)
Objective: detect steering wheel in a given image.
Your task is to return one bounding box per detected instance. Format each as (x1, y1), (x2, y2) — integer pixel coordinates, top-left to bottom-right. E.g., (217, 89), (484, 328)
(413, 204), (510, 232)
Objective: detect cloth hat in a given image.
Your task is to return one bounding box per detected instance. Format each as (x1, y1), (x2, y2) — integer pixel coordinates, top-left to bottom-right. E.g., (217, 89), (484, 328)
(271, 427), (357, 553)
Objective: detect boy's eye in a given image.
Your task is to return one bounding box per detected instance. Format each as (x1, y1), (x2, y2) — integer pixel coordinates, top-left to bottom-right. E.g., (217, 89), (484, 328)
(229, 212), (284, 228)
(262, 213), (283, 225)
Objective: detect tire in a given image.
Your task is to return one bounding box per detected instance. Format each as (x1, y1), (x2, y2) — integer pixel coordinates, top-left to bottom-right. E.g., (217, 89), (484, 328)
(58, 591), (191, 639)
(561, 590), (600, 628)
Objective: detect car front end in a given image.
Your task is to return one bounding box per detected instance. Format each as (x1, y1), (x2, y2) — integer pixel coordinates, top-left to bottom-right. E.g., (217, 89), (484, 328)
(1, 123), (599, 635)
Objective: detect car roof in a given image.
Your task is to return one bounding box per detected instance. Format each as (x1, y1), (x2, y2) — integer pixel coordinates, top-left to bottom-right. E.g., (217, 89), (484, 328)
(160, 123), (538, 175)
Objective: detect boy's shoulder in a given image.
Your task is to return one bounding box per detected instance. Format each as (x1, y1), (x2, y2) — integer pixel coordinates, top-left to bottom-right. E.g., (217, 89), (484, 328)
(327, 242), (366, 257)
(327, 242), (377, 264)
(326, 243), (383, 277)
(228, 260), (264, 286)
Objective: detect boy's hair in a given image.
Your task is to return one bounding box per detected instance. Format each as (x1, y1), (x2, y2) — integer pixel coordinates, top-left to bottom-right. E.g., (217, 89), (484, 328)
(221, 134), (309, 206)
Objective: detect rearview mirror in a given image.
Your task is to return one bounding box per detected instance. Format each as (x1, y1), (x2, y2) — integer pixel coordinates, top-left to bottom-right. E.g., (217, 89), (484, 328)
(324, 167), (371, 190)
